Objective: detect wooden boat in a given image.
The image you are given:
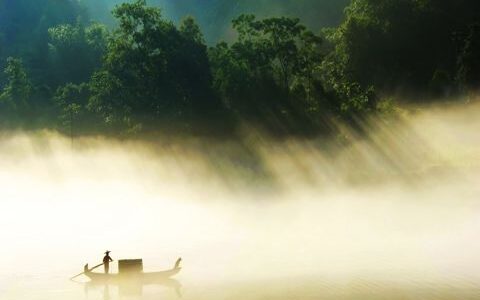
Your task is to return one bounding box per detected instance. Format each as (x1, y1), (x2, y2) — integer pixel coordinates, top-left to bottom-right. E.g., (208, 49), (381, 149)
(83, 258), (182, 284)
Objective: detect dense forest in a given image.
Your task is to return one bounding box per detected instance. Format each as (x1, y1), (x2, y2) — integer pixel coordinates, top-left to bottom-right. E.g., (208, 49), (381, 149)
(0, 0), (479, 137)
(82, 0), (350, 43)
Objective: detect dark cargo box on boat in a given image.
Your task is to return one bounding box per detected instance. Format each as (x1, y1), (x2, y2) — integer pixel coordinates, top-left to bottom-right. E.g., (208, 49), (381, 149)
(118, 259), (143, 273)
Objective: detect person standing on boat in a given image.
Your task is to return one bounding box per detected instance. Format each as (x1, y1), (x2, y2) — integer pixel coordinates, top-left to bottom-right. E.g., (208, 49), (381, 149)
(103, 251), (113, 274)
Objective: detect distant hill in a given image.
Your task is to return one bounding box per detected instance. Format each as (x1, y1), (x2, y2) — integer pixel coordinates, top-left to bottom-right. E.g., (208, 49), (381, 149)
(82, 0), (350, 43)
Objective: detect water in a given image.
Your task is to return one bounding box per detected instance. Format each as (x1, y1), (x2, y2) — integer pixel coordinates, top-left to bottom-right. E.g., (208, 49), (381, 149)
(1, 102), (480, 299)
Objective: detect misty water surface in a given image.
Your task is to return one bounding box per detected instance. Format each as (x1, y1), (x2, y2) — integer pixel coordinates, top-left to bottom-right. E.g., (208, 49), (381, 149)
(1, 102), (480, 299)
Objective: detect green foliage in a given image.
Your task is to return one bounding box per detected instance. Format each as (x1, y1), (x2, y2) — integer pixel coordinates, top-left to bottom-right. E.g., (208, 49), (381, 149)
(327, 0), (480, 99)
(180, 16), (205, 44)
(0, 57), (32, 120)
(209, 14), (325, 133)
(320, 45), (376, 114)
(0, 0), (88, 83)
(87, 0), (222, 134)
(147, 0), (350, 44)
(457, 23), (480, 92)
(1, 0), (480, 137)
(48, 22), (108, 85)
(53, 83), (90, 133)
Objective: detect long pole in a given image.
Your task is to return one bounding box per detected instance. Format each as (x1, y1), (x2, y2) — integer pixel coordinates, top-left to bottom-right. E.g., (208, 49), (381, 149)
(70, 262), (110, 280)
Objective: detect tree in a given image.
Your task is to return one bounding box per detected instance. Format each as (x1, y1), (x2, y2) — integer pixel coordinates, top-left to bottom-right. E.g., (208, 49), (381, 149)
(261, 17), (306, 91)
(180, 16), (205, 44)
(0, 0), (87, 84)
(0, 57), (31, 114)
(88, 0), (223, 134)
(457, 23), (480, 92)
(157, 0), (350, 44)
(210, 14), (324, 133)
(48, 22), (108, 85)
(326, 0), (480, 99)
(53, 82), (90, 134)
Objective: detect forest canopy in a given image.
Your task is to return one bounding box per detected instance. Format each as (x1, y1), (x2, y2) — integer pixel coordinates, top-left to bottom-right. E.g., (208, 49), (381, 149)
(0, 0), (479, 137)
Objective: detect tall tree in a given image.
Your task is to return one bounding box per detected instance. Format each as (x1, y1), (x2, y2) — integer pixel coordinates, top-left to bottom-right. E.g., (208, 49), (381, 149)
(0, 57), (32, 125)
(88, 0), (222, 133)
(210, 14), (325, 132)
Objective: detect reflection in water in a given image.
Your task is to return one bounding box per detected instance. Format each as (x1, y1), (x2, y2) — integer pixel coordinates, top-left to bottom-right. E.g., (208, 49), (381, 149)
(104, 285), (111, 300)
(83, 278), (182, 299)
